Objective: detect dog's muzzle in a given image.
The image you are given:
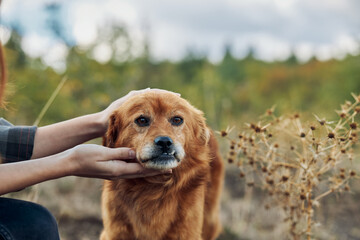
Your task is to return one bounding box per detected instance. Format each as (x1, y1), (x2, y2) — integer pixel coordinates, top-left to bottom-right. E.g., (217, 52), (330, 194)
(139, 136), (185, 170)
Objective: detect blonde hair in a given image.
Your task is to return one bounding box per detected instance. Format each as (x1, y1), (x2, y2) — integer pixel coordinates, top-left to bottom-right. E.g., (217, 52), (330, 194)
(0, 40), (6, 108)
(0, 0), (7, 108)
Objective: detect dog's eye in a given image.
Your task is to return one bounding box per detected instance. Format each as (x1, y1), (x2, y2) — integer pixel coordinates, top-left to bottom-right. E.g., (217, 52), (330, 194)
(135, 116), (150, 127)
(170, 116), (183, 126)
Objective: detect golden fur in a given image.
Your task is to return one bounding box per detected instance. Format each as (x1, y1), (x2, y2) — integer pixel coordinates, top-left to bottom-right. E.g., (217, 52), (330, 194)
(100, 92), (224, 240)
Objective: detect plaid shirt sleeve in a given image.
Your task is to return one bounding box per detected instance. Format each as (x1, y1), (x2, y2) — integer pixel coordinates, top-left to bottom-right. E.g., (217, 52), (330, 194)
(0, 118), (37, 163)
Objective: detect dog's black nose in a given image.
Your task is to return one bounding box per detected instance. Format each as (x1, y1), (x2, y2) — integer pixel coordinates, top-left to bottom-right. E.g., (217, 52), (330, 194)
(154, 136), (173, 152)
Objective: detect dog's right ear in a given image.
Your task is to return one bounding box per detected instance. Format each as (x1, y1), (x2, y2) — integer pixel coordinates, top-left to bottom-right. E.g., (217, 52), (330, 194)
(103, 113), (121, 148)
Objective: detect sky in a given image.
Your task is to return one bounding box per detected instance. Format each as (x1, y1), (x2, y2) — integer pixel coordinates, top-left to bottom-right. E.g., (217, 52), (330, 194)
(0, 0), (359, 71)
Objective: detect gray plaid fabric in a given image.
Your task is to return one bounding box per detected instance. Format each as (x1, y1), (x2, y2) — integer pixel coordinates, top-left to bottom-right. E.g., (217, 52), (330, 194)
(0, 118), (37, 163)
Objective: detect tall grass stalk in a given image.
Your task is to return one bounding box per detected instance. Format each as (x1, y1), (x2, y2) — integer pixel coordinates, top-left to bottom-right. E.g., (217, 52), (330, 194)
(33, 76), (67, 126)
(28, 76), (67, 202)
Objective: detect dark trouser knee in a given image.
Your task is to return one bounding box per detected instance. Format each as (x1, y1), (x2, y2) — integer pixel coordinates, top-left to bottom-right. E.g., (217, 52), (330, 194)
(0, 197), (60, 240)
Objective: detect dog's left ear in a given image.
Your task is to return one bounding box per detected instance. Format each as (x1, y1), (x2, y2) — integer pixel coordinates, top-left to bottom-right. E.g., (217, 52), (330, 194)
(200, 124), (211, 146)
(103, 112), (121, 148)
(193, 109), (210, 145)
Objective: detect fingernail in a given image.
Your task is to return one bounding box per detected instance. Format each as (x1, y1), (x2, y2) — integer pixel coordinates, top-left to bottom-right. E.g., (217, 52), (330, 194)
(129, 150), (135, 158)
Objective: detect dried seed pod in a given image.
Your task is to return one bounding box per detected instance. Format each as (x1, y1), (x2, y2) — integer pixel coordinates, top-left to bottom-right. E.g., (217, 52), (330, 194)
(300, 132), (306, 138)
(339, 112), (347, 118)
(282, 176), (289, 182)
(350, 122), (357, 130)
(247, 182), (254, 187)
(266, 177), (274, 185)
(328, 132), (335, 139)
(266, 110), (273, 115)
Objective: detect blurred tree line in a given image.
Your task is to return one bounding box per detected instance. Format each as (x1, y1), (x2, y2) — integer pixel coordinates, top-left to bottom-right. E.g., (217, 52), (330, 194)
(1, 24), (359, 131)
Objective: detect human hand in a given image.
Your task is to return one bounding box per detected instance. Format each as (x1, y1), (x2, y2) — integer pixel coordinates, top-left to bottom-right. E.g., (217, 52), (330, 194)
(67, 144), (171, 179)
(98, 88), (181, 134)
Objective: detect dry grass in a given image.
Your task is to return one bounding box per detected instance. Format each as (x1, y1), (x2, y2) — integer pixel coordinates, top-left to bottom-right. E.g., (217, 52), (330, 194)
(220, 93), (360, 240)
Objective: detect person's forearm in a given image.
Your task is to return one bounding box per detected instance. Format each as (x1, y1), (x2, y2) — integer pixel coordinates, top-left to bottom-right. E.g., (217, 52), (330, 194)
(0, 151), (72, 195)
(32, 113), (107, 159)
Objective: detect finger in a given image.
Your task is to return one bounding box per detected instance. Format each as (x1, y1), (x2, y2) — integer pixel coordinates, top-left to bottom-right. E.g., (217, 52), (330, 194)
(115, 162), (172, 179)
(129, 88), (151, 96)
(131, 88), (181, 97)
(100, 148), (136, 161)
(149, 88), (181, 97)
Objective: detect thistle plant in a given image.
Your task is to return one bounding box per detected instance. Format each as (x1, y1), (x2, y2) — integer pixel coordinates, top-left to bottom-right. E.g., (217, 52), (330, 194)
(221, 93), (360, 240)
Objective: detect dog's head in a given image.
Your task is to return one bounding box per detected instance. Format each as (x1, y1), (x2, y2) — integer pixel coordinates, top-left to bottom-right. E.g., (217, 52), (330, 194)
(104, 92), (210, 170)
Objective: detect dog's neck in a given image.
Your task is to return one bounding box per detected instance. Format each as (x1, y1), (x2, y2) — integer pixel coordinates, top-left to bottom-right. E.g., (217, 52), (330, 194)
(143, 174), (174, 185)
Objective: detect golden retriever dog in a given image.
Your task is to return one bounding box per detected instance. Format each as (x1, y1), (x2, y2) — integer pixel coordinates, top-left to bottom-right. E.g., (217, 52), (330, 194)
(100, 92), (224, 240)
